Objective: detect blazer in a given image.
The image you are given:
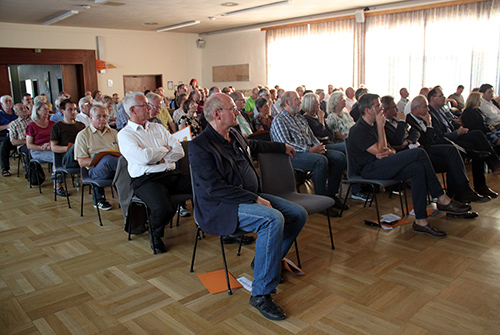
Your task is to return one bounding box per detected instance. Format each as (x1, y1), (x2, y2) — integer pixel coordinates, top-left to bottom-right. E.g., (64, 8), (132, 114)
(384, 119), (420, 150)
(428, 105), (460, 142)
(461, 107), (489, 134)
(189, 125), (285, 236)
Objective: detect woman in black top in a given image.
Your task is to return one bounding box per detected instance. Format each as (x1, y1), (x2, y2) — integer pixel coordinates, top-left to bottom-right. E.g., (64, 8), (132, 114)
(462, 92), (500, 146)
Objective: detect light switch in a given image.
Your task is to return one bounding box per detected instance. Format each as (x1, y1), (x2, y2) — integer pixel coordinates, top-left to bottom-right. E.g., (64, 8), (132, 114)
(108, 79), (113, 87)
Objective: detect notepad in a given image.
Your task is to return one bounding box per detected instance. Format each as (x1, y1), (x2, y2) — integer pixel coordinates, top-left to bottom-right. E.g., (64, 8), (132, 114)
(197, 269), (243, 294)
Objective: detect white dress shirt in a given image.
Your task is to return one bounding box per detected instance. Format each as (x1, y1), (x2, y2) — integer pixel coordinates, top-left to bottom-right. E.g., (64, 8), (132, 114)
(117, 120), (184, 178)
(75, 112), (91, 127)
(479, 98), (500, 126)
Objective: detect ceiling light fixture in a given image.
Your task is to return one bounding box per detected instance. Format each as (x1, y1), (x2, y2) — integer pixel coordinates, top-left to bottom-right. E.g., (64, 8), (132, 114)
(224, 0), (290, 17)
(43, 10), (79, 25)
(95, 0), (111, 4)
(156, 20), (201, 32)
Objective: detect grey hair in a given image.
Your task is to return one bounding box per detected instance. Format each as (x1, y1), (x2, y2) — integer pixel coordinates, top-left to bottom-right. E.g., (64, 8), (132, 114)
(0, 95), (12, 105)
(122, 92), (145, 117)
(203, 93), (226, 122)
(411, 95), (428, 111)
(90, 104), (108, 117)
(327, 91), (345, 114)
(280, 91), (297, 109)
(31, 100), (48, 121)
(78, 95), (93, 111)
(146, 92), (162, 103)
(301, 93), (318, 114)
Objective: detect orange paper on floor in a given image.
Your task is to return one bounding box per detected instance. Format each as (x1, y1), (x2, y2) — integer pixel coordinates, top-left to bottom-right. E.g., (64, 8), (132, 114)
(282, 258), (306, 275)
(197, 270), (243, 294)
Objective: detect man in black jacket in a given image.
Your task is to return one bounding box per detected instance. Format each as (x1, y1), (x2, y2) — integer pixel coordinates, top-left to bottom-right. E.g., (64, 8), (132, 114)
(189, 93), (307, 321)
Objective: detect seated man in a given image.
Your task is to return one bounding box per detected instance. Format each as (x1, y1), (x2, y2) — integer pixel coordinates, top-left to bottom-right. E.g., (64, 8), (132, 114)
(9, 103), (31, 159)
(76, 95), (93, 127)
(146, 92), (176, 132)
(348, 93), (470, 237)
(50, 99), (85, 169)
(0, 95), (17, 176)
(118, 92), (191, 253)
(383, 95), (489, 204)
(189, 93), (307, 321)
(74, 105), (119, 210)
(271, 91), (347, 212)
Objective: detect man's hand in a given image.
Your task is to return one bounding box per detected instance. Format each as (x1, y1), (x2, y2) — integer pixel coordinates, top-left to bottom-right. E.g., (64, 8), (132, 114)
(285, 144), (296, 158)
(376, 108), (386, 127)
(256, 196), (272, 208)
(422, 111), (432, 126)
(376, 147), (395, 159)
(396, 112), (406, 121)
(457, 126), (469, 136)
(310, 143), (326, 154)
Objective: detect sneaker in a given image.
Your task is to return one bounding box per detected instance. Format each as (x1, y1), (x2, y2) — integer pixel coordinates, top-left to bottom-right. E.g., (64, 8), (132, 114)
(351, 192), (372, 202)
(94, 201), (112, 211)
(177, 205), (191, 217)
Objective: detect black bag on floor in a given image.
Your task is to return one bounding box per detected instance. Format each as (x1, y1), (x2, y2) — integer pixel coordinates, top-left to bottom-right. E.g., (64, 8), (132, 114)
(28, 161), (46, 185)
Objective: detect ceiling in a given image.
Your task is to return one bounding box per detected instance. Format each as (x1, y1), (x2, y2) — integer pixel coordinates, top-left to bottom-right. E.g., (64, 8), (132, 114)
(0, 0), (439, 35)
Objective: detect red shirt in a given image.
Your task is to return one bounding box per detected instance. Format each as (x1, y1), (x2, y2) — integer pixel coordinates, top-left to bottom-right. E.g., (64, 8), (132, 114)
(26, 120), (55, 146)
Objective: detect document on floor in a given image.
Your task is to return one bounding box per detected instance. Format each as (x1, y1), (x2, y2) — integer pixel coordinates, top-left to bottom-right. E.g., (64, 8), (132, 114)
(197, 269), (243, 294)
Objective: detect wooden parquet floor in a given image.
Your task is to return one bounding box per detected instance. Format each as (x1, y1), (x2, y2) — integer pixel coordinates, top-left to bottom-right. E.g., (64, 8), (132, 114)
(2, 158), (500, 335)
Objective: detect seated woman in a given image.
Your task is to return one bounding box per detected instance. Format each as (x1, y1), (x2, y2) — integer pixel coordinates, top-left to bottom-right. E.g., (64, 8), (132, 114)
(302, 93), (342, 149)
(102, 95), (117, 127)
(252, 98), (274, 131)
(462, 91), (500, 146)
(171, 93), (188, 128)
(326, 91), (355, 143)
(175, 98), (202, 138)
(26, 100), (66, 196)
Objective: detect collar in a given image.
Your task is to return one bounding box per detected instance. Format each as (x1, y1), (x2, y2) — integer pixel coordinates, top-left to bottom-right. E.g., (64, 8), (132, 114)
(90, 124), (111, 134)
(127, 120), (151, 131)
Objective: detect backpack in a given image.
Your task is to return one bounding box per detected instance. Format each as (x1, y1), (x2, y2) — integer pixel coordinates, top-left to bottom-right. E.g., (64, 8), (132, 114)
(28, 161), (46, 185)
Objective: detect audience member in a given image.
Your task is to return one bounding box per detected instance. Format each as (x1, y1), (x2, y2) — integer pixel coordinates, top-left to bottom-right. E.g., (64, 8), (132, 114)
(396, 88), (409, 114)
(22, 93), (33, 112)
(76, 95), (93, 127)
(462, 91), (500, 149)
(326, 91), (355, 143)
(147, 92), (175, 133)
(448, 85), (465, 111)
(0, 95), (17, 176)
(252, 98), (273, 131)
(9, 103), (31, 159)
(349, 87), (368, 121)
(478, 84), (500, 127)
(344, 87), (356, 112)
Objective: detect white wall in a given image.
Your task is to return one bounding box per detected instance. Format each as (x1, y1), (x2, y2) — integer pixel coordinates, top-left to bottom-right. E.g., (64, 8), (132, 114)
(201, 29), (266, 93)
(0, 22), (203, 98)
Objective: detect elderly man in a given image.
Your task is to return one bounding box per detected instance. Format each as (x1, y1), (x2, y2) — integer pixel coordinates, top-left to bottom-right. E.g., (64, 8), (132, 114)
(74, 105), (119, 210)
(189, 93), (306, 321)
(478, 84), (500, 127)
(50, 99), (85, 169)
(245, 87), (259, 116)
(0, 95), (17, 176)
(9, 103), (31, 162)
(396, 88), (410, 114)
(146, 92), (175, 132)
(271, 88), (285, 117)
(270, 91), (347, 212)
(348, 93), (470, 237)
(118, 92), (191, 254)
(76, 95), (93, 127)
(382, 94), (488, 204)
(344, 87), (356, 112)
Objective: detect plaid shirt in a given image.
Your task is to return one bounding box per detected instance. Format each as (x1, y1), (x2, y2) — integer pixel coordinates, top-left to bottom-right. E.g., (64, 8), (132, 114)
(9, 117), (31, 142)
(270, 109), (319, 152)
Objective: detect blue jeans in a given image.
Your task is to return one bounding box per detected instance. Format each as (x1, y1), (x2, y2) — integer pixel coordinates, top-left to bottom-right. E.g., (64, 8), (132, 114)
(291, 147), (346, 196)
(89, 154), (118, 203)
(237, 193), (307, 296)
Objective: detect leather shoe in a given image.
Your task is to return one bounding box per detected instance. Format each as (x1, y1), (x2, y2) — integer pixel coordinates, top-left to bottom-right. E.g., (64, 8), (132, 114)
(332, 195), (350, 210)
(250, 294), (286, 320)
(446, 211), (479, 219)
(476, 186), (499, 198)
(150, 234), (166, 254)
(412, 222), (447, 238)
(455, 190), (491, 204)
(437, 199), (471, 214)
(468, 150), (491, 160)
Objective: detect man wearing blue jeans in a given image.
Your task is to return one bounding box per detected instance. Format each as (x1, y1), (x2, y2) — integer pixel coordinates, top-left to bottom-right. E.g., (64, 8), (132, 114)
(189, 93), (307, 321)
(270, 91), (347, 213)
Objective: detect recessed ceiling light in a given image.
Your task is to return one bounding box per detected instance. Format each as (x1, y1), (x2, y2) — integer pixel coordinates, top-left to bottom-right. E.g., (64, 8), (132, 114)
(144, 22), (158, 25)
(221, 2), (239, 6)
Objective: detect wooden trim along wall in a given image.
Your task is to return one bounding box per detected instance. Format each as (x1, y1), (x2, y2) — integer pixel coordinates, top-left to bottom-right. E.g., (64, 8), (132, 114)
(0, 48), (98, 97)
(261, 0), (486, 31)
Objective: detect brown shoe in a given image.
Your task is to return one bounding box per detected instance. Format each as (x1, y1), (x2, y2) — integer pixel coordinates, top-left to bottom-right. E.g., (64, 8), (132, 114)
(475, 186), (499, 198)
(412, 222), (447, 238)
(437, 199), (471, 214)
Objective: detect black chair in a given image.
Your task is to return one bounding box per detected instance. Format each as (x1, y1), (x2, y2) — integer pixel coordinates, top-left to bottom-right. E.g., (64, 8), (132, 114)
(342, 138), (409, 227)
(53, 152), (80, 208)
(80, 167), (114, 226)
(170, 141), (193, 228)
(258, 152), (336, 251)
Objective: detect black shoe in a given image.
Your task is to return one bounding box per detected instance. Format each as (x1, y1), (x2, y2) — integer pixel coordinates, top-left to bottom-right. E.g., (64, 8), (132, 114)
(150, 234), (166, 254)
(331, 195), (349, 210)
(455, 190), (491, 204)
(55, 187), (69, 197)
(250, 294), (286, 320)
(446, 211), (479, 219)
(222, 235), (255, 245)
(468, 150), (491, 160)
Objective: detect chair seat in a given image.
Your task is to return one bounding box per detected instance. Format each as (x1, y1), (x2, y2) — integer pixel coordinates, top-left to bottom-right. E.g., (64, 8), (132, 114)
(348, 175), (405, 188)
(170, 193), (192, 203)
(276, 192), (335, 215)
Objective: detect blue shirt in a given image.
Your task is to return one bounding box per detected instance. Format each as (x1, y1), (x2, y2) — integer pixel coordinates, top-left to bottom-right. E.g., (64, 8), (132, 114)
(270, 109), (319, 152)
(0, 110), (18, 135)
(50, 110), (64, 123)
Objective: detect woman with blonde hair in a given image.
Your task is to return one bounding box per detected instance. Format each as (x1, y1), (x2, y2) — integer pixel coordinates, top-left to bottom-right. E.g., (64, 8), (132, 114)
(462, 91), (500, 146)
(326, 91), (355, 143)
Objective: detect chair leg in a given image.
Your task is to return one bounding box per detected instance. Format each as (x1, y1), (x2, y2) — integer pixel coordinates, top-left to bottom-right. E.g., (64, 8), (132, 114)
(340, 183), (353, 217)
(294, 239), (301, 268)
(373, 192), (382, 228)
(63, 174), (71, 208)
(219, 236), (232, 295)
(190, 227), (201, 272)
(146, 207), (155, 254)
(93, 185), (103, 226)
(403, 185), (409, 215)
(176, 203), (181, 227)
(54, 173), (58, 201)
(237, 235), (243, 256)
(398, 183), (405, 216)
(81, 184), (85, 217)
(327, 208), (335, 250)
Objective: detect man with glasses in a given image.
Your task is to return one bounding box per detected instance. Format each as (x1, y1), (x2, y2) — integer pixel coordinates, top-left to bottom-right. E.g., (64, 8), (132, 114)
(76, 95), (94, 127)
(146, 92), (175, 133)
(118, 92), (191, 254)
(427, 86), (500, 199)
(189, 93), (306, 320)
(348, 93), (470, 238)
(74, 105), (119, 210)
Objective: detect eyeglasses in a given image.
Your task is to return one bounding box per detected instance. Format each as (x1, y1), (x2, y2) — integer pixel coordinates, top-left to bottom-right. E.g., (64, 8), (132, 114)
(132, 103), (151, 109)
(218, 106), (238, 113)
(148, 103), (160, 110)
(93, 114), (109, 119)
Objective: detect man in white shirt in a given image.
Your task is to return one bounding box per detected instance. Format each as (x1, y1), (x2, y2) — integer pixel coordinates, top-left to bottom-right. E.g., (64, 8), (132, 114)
(117, 92), (191, 254)
(344, 87), (356, 112)
(396, 88), (409, 114)
(76, 95), (93, 127)
(478, 84), (500, 126)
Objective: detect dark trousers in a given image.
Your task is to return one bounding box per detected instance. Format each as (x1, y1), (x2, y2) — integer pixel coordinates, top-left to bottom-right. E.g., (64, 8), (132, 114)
(132, 170), (192, 237)
(361, 148), (444, 220)
(426, 144), (468, 196)
(0, 133), (14, 171)
(454, 130), (500, 188)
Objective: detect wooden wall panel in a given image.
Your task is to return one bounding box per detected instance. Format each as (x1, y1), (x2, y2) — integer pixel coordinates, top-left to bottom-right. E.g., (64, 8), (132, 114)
(213, 64), (249, 82)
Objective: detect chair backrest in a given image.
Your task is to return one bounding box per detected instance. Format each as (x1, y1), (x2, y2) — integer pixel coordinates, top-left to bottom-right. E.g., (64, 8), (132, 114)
(53, 152), (64, 170)
(258, 152), (297, 195)
(344, 138), (357, 180)
(177, 141), (190, 175)
(113, 156), (134, 218)
(188, 164), (200, 226)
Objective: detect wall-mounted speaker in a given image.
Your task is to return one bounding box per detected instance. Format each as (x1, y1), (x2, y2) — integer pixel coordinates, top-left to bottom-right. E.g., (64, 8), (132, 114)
(355, 10), (365, 23)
